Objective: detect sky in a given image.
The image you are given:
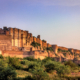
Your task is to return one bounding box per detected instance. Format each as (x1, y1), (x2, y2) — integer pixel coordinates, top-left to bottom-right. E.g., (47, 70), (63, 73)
(0, 0), (80, 49)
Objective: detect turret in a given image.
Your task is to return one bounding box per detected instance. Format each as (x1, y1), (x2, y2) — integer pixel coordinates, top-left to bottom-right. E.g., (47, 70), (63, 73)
(52, 45), (58, 53)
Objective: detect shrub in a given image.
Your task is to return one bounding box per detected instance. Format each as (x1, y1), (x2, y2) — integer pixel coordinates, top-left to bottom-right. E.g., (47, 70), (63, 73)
(31, 41), (41, 48)
(8, 57), (22, 69)
(32, 69), (49, 80)
(24, 57), (37, 61)
(55, 65), (71, 76)
(0, 67), (16, 80)
(46, 47), (54, 52)
(42, 57), (52, 64)
(0, 60), (16, 80)
(42, 57), (55, 62)
(43, 47), (46, 50)
(20, 61), (25, 65)
(58, 48), (61, 52)
(45, 62), (55, 73)
(45, 61), (71, 76)
(15, 76), (34, 80)
(63, 53), (66, 57)
(23, 76), (34, 80)
(42, 40), (46, 42)
(28, 62), (42, 71)
(58, 48), (69, 53)
(54, 53), (58, 57)
(64, 60), (77, 68)
(0, 55), (3, 59)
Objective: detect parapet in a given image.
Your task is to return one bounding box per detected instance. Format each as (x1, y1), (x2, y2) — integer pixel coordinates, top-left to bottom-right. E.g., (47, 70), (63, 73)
(37, 35), (40, 39)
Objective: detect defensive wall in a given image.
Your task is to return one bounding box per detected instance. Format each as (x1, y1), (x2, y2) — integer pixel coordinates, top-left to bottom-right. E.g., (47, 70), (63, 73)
(1, 48), (53, 59)
(52, 44), (80, 54)
(0, 26), (80, 54)
(0, 26), (80, 59)
(0, 27), (52, 50)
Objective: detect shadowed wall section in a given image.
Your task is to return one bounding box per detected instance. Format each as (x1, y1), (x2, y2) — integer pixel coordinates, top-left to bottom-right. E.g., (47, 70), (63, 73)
(52, 45), (58, 53)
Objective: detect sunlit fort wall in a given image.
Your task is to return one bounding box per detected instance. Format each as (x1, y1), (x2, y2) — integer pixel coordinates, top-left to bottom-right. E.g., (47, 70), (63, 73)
(0, 26), (80, 54)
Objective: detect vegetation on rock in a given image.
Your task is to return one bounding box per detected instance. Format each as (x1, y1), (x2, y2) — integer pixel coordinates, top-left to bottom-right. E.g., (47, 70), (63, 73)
(31, 41), (41, 48)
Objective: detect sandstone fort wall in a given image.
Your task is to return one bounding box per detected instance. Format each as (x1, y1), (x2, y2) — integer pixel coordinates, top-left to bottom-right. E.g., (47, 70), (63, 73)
(0, 27), (80, 59)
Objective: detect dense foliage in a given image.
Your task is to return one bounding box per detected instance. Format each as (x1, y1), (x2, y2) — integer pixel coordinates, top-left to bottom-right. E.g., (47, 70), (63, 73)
(0, 59), (16, 80)
(8, 57), (22, 69)
(64, 60), (77, 69)
(0, 55), (80, 80)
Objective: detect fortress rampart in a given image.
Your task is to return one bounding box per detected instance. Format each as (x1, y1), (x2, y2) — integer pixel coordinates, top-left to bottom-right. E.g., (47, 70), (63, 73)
(0, 27), (52, 50)
(53, 45), (80, 54)
(0, 26), (80, 59)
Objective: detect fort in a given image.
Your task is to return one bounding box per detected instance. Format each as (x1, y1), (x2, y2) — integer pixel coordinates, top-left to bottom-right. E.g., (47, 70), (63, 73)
(0, 26), (80, 62)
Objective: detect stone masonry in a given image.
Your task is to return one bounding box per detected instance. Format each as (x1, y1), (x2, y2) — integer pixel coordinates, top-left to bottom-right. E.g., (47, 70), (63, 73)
(0, 26), (80, 60)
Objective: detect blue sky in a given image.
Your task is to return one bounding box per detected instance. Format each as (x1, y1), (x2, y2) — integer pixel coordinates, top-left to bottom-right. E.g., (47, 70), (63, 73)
(0, 0), (80, 49)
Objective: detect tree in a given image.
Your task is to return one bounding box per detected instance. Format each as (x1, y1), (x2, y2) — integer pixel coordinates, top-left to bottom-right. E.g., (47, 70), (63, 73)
(45, 63), (55, 73)
(64, 60), (77, 68)
(0, 60), (16, 80)
(32, 69), (49, 80)
(8, 57), (22, 69)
